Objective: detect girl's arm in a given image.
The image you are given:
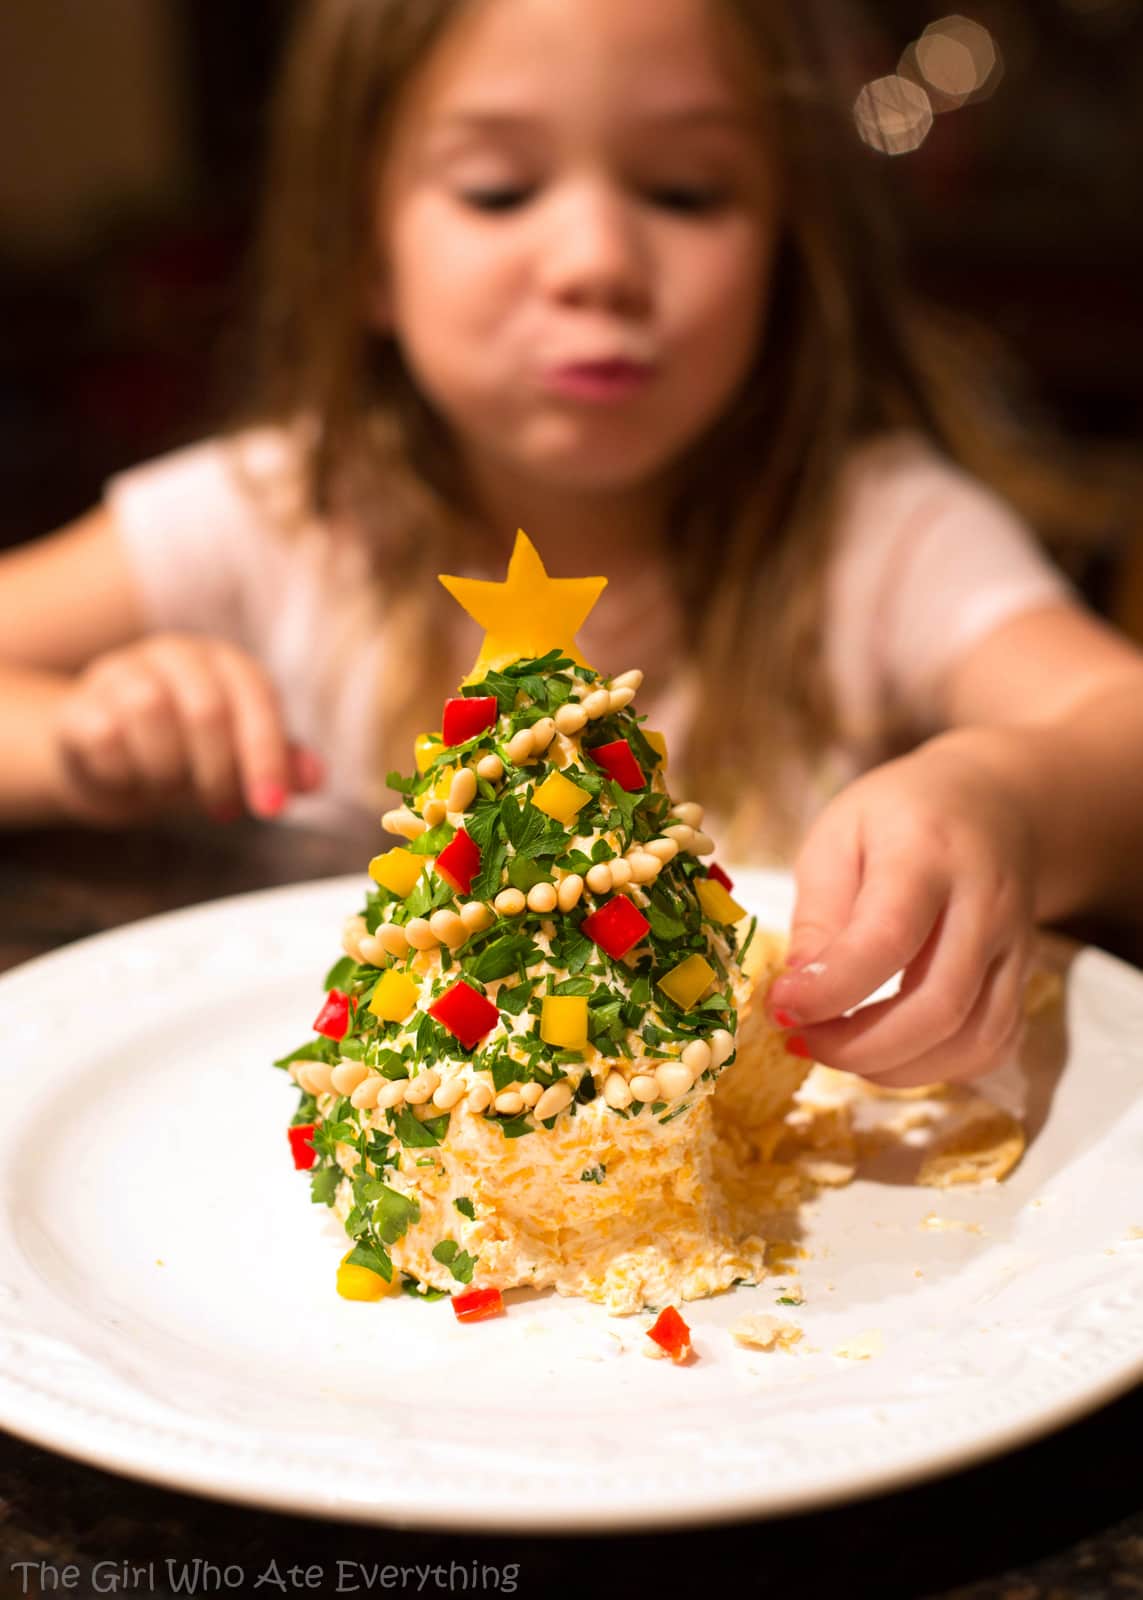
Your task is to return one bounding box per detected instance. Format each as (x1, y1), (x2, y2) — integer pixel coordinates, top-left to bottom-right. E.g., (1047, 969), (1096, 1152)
(932, 603), (1143, 919)
(0, 510), (320, 824)
(0, 508), (146, 819)
(766, 602), (1143, 1086)
(0, 507), (147, 670)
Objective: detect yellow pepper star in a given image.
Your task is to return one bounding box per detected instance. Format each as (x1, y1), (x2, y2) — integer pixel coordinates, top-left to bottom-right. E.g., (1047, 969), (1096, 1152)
(439, 530), (607, 680)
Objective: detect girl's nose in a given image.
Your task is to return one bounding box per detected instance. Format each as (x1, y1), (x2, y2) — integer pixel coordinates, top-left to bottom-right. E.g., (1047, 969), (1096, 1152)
(538, 182), (652, 317)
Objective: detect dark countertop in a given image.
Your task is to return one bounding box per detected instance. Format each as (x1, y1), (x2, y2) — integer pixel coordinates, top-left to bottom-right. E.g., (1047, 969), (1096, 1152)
(1, 816), (1140, 1600)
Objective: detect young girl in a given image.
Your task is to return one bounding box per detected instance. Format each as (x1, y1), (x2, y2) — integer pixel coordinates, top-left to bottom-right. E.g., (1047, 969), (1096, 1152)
(2, 0), (1142, 1092)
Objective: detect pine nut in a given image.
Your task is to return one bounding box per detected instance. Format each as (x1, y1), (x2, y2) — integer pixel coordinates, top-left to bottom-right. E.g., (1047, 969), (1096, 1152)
(373, 922), (410, 959)
(494, 887), (526, 916)
(429, 909), (468, 949)
(530, 716), (556, 753)
(663, 823), (697, 851)
(505, 728), (535, 764)
(612, 669), (644, 692)
(297, 1061), (333, 1096)
(534, 1081), (573, 1120)
(582, 688), (611, 719)
(681, 1039), (712, 1077)
(377, 1078), (408, 1108)
(607, 857), (632, 888)
(646, 837), (679, 863)
(432, 1077), (467, 1110)
(709, 1027), (736, 1069)
(404, 1068), (440, 1104)
(519, 1082), (543, 1107)
(627, 851), (661, 884)
(608, 687), (635, 712)
(494, 1089), (525, 1115)
(554, 703), (588, 735)
(331, 1059), (368, 1095)
(342, 914), (368, 960)
(603, 1071), (633, 1108)
(655, 1063), (694, 1101)
(629, 1074), (659, 1102)
(447, 767), (477, 813)
(526, 882), (558, 913)
(382, 806), (428, 840)
(405, 917), (440, 950)
(586, 862), (613, 895)
(670, 801), (705, 828)
(423, 797), (447, 826)
(692, 830), (715, 855)
(466, 1081), (494, 1112)
(351, 1075), (383, 1110)
(476, 753), (504, 782)
(460, 900), (494, 932)
(557, 874), (584, 912)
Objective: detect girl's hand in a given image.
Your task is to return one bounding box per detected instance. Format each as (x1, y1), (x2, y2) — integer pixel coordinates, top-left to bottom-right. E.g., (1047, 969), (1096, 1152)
(765, 736), (1037, 1087)
(53, 634), (324, 825)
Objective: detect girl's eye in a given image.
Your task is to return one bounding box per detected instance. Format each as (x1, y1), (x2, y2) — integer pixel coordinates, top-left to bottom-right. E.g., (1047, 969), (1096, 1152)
(458, 187), (534, 213)
(646, 185), (728, 214)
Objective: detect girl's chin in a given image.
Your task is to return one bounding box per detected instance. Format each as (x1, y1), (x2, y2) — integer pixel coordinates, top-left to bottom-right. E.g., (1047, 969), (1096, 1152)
(506, 426), (680, 493)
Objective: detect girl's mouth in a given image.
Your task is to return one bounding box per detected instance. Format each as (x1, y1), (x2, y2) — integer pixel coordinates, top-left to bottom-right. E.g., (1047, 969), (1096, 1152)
(540, 359), (655, 403)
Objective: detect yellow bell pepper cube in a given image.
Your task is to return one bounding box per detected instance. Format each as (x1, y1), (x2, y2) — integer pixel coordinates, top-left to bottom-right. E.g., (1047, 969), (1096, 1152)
(336, 1251), (396, 1301)
(369, 847), (424, 898)
(696, 879), (748, 925)
(433, 764), (457, 800)
(643, 729), (668, 769)
(540, 995), (589, 1049)
(658, 953), (717, 1010)
(531, 771), (592, 825)
(369, 968), (419, 1023)
(414, 731), (442, 773)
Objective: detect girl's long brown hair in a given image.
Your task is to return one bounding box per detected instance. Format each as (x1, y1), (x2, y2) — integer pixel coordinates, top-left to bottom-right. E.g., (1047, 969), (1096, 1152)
(246, 0), (1055, 857)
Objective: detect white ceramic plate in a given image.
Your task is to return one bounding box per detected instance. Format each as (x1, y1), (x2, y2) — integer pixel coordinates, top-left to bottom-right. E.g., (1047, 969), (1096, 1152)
(1, 869), (1141, 1531)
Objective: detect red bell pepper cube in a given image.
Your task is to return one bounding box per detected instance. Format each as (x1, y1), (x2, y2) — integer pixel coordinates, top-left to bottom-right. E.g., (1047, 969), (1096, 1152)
(442, 696), (498, 747)
(706, 862), (735, 892)
(451, 1286), (505, 1323)
(589, 737), (645, 792)
(313, 989), (351, 1040)
(435, 827), (481, 895)
(647, 1304), (692, 1363)
(580, 896), (651, 960)
(429, 980), (500, 1050)
(288, 1122), (319, 1170)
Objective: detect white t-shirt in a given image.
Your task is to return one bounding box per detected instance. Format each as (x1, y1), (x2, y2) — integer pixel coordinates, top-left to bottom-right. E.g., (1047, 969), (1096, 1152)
(105, 427), (1074, 851)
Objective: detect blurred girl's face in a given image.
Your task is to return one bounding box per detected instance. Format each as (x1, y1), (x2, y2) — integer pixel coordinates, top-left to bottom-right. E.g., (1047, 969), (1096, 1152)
(374, 0), (778, 500)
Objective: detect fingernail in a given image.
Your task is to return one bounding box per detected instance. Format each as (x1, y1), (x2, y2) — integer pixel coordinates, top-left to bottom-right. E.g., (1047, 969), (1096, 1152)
(785, 1034), (812, 1059)
(771, 1008), (801, 1030)
(297, 749), (325, 790)
(250, 781), (287, 817)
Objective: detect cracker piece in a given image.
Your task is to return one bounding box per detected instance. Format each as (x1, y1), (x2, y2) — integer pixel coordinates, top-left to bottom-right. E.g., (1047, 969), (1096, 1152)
(731, 1314), (804, 1351)
(918, 1105), (1026, 1188)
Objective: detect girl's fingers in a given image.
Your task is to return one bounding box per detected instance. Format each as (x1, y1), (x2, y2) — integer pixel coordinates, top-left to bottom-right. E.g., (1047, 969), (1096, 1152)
(144, 640), (244, 816)
(782, 888), (995, 1075)
(840, 945), (1030, 1088)
(101, 659), (189, 792)
(57, 694), (137, 789)
(211, 647), (292, 817)
(785, 805), (864, 969)
(769, 849), (949, 1029)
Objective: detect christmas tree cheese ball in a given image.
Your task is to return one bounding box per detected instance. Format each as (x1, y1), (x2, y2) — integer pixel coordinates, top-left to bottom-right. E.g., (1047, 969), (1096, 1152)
(281, 533), (810, 1315)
